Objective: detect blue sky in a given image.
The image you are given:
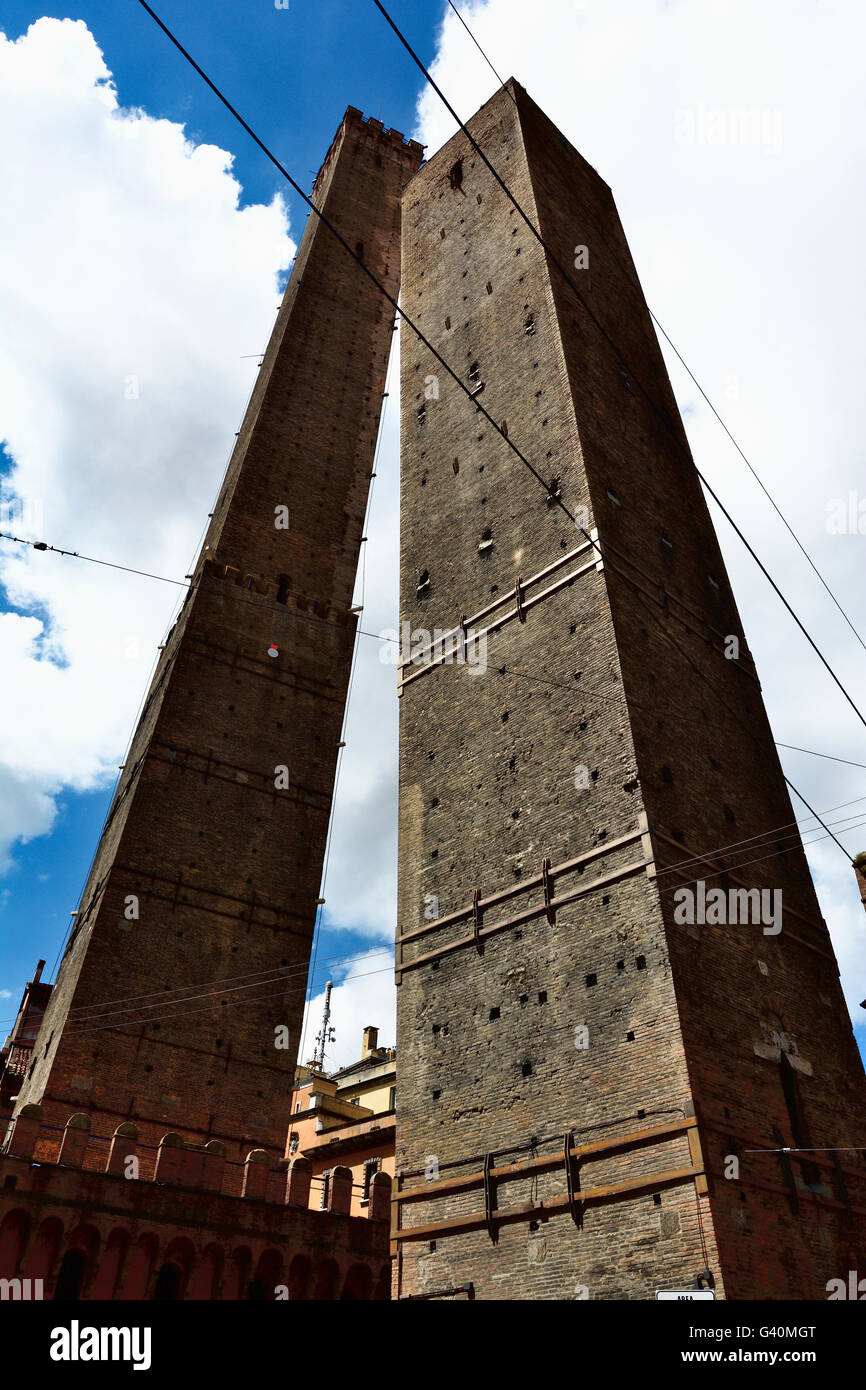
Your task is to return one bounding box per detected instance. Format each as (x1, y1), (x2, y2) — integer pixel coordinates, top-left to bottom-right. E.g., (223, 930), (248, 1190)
(1, 0), (439, 224)
(1, 0), (865, 1071)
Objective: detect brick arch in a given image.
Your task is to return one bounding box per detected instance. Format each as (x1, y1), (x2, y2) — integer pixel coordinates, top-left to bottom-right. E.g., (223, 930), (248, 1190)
(0, 1208), (31, 1278)
(24, 1216), (64, 1286)
(153, 1236), (196, 1301)
(249, 1247), (283, 1300)
(56, 1222), (100, 1299)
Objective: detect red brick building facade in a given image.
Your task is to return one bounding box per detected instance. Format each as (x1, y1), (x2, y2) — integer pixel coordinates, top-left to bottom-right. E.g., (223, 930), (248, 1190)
(393, 80), (866, 1300)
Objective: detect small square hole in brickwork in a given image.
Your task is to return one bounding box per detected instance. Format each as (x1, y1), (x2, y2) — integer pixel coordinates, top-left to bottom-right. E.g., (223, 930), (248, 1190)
(522, 1061), (532, 1077)
(489, 1007), (500, 1020)
(538, 991), (547, 1004)
(626, 1031), (635, 1041)
(432, 1024), (440, 1034)
(429, 1241), (437, 1252)
(432, 1089), (441, 1100)
(585, 973), (597, 987)
(519, 994), (528, 1004)
(636, 955), (646, 970)
(653, 1193), (662, 1206)
(617, 960), (625, 972)
(662, 765), (674, 785)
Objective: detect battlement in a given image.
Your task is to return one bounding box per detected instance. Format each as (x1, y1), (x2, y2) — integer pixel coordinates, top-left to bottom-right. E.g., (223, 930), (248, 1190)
(2, 1104), (390, 1216)
(313, 105), (424, 201)
(0, 1106), (391, 1299)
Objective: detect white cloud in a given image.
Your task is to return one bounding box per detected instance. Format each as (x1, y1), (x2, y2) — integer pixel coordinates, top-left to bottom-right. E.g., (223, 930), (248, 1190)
(298, 950), (396, 1072)
(0, 17), (292, 865)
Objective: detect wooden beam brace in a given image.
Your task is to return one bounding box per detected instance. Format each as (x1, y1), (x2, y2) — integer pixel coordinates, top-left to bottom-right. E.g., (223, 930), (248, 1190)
(394, 1116), (697, 1204)
(394, 1162), (703, 1244)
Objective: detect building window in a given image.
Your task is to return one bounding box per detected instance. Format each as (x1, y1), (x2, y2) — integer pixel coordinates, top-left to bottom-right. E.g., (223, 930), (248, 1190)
(319, 1171), (331, 1210)
(389, 1086), (396, 1110)
(362, 1158), (380, 1201)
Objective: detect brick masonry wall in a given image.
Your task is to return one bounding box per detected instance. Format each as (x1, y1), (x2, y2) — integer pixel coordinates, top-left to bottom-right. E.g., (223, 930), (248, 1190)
(0, 1126), (390, 1300)
(10, 110), (422, 1186)
(395, 80), (866, 1300)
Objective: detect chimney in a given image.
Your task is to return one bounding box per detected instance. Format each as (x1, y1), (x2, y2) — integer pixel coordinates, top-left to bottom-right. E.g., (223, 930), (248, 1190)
(32, 960), (45, 985)
(362, 1026), (378, 1058)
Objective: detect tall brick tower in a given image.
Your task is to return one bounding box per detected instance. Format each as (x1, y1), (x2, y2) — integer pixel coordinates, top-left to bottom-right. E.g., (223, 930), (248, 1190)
(394, 81), (866, 1299)
(11, 109), (422, 1179)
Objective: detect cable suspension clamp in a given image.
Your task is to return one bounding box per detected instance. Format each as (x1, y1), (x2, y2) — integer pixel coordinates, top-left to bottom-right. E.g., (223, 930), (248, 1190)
(483, 1152), (498, 1244)
(563, 1131), (583, 1228)
(515, 575), (526, 623)
(542, 857), (555, 925)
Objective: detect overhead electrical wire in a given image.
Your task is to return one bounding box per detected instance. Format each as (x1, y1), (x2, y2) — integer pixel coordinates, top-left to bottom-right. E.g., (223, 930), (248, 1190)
(369, 0), (866, 735)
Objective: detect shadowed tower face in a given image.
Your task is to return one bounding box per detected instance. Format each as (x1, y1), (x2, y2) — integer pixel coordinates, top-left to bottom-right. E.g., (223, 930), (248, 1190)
(394, 80), (866, 1300)
(12, 109), (422, 1176)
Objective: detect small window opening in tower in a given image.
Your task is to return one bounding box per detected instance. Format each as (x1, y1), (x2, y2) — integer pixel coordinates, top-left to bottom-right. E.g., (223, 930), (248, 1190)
(449, 158), (463, 191)
(606, 488), (621, 506)
(276, 575), (290, 604)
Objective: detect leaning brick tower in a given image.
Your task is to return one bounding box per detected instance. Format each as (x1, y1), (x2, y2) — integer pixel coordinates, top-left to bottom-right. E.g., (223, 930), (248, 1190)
(10, 108), (422, 1182)
(394, 80), (866, 1300)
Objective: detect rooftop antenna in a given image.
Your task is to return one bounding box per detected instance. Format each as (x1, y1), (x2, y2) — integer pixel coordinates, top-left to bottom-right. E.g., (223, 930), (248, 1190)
(313, 980), (335, 1070)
